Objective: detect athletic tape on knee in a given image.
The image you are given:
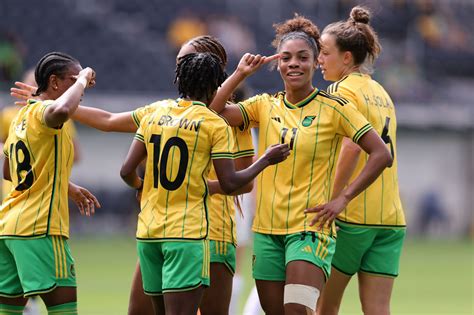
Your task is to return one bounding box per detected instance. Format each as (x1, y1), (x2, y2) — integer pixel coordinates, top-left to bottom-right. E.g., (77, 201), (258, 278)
(283, 284), (320, 311)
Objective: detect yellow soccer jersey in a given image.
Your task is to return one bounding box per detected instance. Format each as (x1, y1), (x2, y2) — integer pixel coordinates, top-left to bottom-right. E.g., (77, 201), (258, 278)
(135, 99), (235, 240)
(131, 100), (173, 128)
(208, 126), (254, 245)
(238, 88), (372, 236)
(1, 106), (77, 200)
(0, 100), (74, 238)
(1, 106), (20, 199)
(328, 73), (406, 227)
(0, 106), (19, 142)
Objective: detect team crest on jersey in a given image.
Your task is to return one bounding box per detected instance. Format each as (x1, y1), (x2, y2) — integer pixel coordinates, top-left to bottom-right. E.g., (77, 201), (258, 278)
(302, 116), (316, 127)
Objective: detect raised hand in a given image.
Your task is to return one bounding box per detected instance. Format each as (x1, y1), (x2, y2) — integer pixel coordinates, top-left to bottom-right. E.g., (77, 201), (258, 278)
(68, 182), (101, 216)
(236, 53), (280, 77)
(73, 67), (96, 88)
(10, 81), (37, 106)
(262, 143), (291, 165)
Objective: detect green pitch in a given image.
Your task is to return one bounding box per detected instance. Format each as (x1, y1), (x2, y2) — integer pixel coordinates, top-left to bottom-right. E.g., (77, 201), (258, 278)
(36, 237), (472, 314)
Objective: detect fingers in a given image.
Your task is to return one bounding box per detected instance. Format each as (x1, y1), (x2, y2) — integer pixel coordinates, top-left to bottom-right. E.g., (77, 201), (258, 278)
(77, 202), (85, 216)
(10, 87), (31, 100)
(304, 204), (324, 214)
(81, 188), (101, 215)
(14, 101), (27, 107)
(318, 211), (333, 230)
(309, 206), (327, 226)
(76, 67), (96, 88)
(263, 54), (280, 64)
(15, 81), (37, 92)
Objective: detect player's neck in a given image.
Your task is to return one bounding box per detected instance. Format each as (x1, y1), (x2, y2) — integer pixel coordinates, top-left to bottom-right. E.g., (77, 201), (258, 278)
(340, 65), (361, 79)
(284, 85), (315, 105)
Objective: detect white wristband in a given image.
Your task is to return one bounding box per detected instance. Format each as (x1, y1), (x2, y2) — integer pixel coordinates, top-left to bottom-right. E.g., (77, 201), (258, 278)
(77, 77), (88, 89)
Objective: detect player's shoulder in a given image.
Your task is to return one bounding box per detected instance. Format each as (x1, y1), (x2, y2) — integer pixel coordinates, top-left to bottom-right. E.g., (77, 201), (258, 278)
(147, 99), (175, 108)
(328, 73), (368, 94)
(203, 107), (231, 127)
(240, 92), (276, 106)
(318, 89), (350, 107)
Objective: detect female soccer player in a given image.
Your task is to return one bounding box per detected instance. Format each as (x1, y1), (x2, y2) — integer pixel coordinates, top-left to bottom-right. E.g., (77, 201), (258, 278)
(11, 36), (262, 315)
(0, 52), (97, 315)
(120, 52), (289, 315)
(208, 15), (393, 315)
(315, 7), (406, 315)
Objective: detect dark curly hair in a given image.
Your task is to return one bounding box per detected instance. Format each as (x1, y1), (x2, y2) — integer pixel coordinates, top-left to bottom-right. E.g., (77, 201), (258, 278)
(272, 14), (321, 57)
(174, 52), (227, 105)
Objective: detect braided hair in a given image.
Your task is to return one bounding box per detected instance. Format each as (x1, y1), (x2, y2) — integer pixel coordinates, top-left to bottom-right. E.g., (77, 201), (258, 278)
(186, 35), (228, 69)
(33, 52), (79, 96)
(174, 52), (226, 105)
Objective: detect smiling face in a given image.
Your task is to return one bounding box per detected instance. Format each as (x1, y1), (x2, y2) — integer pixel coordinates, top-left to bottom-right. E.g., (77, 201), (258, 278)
(318, 33), (350, 82)
(278, 38), (318, 92)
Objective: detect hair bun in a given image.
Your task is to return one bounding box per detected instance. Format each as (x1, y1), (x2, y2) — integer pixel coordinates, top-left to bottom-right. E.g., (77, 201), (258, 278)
(350, 6), (370, 24)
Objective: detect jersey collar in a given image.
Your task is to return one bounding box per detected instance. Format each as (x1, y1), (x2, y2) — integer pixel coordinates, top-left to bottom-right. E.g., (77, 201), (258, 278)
(283, 88), (319, 109)
(177, 98), (207, 108)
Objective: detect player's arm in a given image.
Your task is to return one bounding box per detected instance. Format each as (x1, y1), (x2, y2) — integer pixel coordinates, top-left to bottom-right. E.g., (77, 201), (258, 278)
(306, 129), (392, 228)
(3, 157), (11, 181)
(68, 182), (101, 216)
(44, 68), (95, 128)
(72, 106), (138, 133)
(208, 155), (254, 195)
(11, 80), (137, 133)
(331, 137), (361, 199)
(210, 53), (279, 127)
(213, 144), (289, 194)
(120, 139), (146, 190)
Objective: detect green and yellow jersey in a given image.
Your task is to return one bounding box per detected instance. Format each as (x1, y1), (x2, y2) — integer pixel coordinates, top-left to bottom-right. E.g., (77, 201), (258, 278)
(0, 100), (74, 238)
(208, 127), (254, 245)
(328, 73), (406, 227)
(131, 100), (173, 128)
(1, 106), (77, 200)
(238, 88), (372, 236)
(0, 106), (19, 142)
(135, 99), (234, 240)
(1, 106), (20, 198)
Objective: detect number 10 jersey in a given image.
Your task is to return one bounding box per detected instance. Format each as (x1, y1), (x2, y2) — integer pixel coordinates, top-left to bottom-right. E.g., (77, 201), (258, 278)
(1, 100), (74, 238)
(135, 99), (235, 240)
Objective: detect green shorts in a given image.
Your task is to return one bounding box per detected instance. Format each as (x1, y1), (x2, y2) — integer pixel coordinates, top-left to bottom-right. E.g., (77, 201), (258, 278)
(252, 232), (335, 281)
(332, 221), (406, 278)
(0, 236), (76, 297)
(137, 240), (210, 295)
(210, 240), (236, 275)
